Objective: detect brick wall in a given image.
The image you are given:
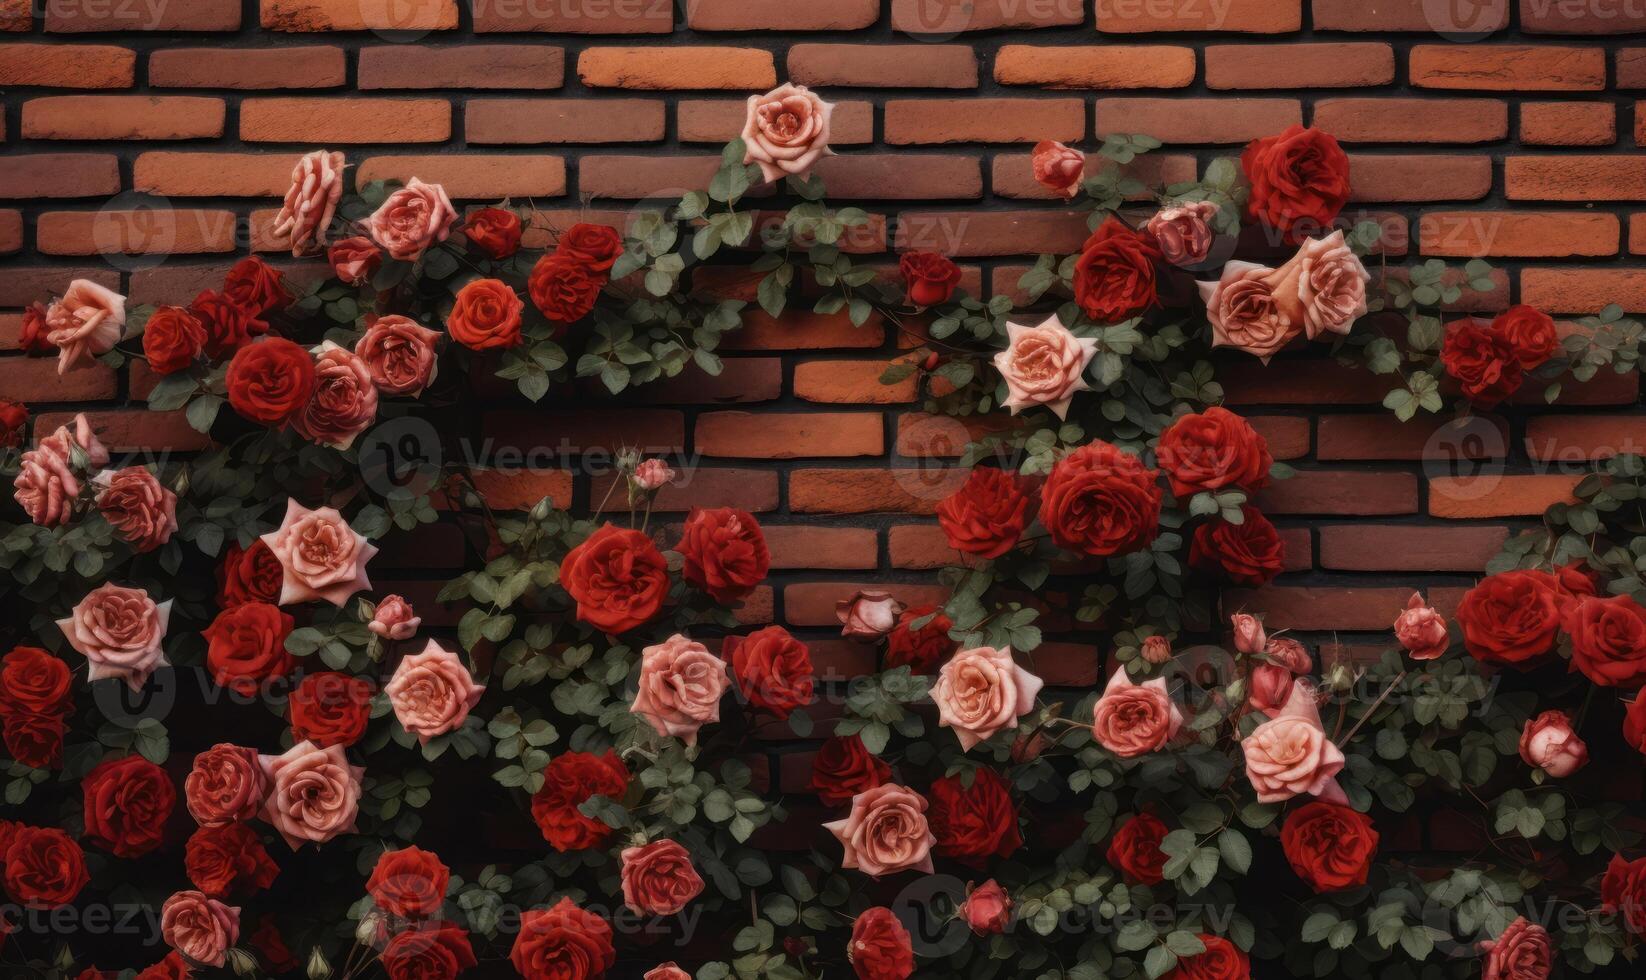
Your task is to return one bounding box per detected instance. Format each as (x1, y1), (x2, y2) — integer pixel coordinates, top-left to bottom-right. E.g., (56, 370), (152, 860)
(3, 0), (1645, 686)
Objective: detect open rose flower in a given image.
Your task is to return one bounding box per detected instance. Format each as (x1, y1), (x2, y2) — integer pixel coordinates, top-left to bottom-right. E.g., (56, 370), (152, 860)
(260, 499), (378, 607)
(885, 605), (957, 674)
(1157, 406), (1273, 499)
(58, 583), (171, 691)
(727, 626), (813, 718)
(530, 751), (629, 852)
(511, 898), (614, 980)
(1073, 217), (1161, 324)
(1441, 320), (1523, 408)
(271, 149), (345, 256)
(1280, 801), (1378, 892)
(385, 639), (486, 744)
(355, 315), (441, 396)
(559, 523), (668, 634)
(620, 839), (704, 916)
(369, 594), (421, 641)
(936, 467), (1038, 560)
(1519, 709), (1588, 778)
(960, 880), (1012, 935)
(292, 341), (378, 450)
(1189, 505), (1285, 587)
(929, 767), (1021, 862)
(1031, 140), (1085, 199)
(678, 507), (770, 604)
(382, 921), (475, 980)
(3, 826), (89, 909)
(185, 823), (279, 899)
(1394, 592), (1448, 661)
(224, 256), (290, 318)
(463, 206), (522, 259)
(329, 236), (382, 286)
(15, 413), (108, 527)
(742, 83), (833, 182)
(448, 277), (524, 351)
(258, 740), (363, 849)
(1200, 260), (1303, 363)
(932, 645), (1043, 751)
(1492, 305), (1558, 370)
(1564, 593), (1646, 688)
(1147, 201), (1220, 267)
(809, 734), (891, 805)
(46, 279), (125, 374)
(185, 744), (269, 827)
(1241, 124), (1351, 243)
(142, 306), (206, 375)
(368, 178), (457, 261)
(1107, 812), (1169, 884)
(1040, 441), (1162, 558)
(850, 907), (915, 980)
(527, 253), (602, 325)
(824, 783), (936, 877)
(203, 602), (294, 695)
(993, 313), (1098, 420)
(1456, 570), (1560, 667)
(631, 634), (728, 745)
(1242, 680), (1347, 805)
(160, 891), (239, 969)
(82, 753), (176, 858)
(1091, 666), (1183, 758)
(367, 845), (450, 920)
(226, 338), (317, 427)
(1480, 916), (1552, 980)
(1285, 230), (1369, 339)
(838, 590), (906, 640)
(96, 467), (178, 553)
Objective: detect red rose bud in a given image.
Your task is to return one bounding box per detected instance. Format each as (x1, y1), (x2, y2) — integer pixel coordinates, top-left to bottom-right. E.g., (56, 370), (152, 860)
(0, 399), (26, 448)
(898, 252), (962, 307)
(463, 207), (523, 260)
(960, 880), (1012, 935)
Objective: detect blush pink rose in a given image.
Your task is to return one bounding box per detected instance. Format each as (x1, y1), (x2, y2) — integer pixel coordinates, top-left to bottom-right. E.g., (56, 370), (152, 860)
(1141, 635), (1172, 665)
(837, 590), (906, 640)
(1031, 140), (1085, 199)
(368, 178), (457, 261)
(1479, 916), (1552, 980)
(185, 743), (269, 827)
(385, 639), (486, 744)
(823, 783), (936, 878)
(368, 594), (421, 641)
(259, 740), (363, 849)
(161, 890), (239, 968)
(354, 315), (441, 397)
(96, 466), (178, 553)
(634, 458), (675, 492)
(271, 149), (345, 256)
(1199, 260), (1305, 364)
(992, 313), (1099, 421)
(14, 413), (109, 527)
(619, 839), (705, 916)
(1394, 592), (1448, 661)
(1284, 230), (1370, 340)
(645, 966), (692, 980)
(57, 583), (171, 691)
(46, 279), (126, 375)
(932, 645), (1044, 751)
(1231, 613), (1266, 655)
(292, 341), (378, 450)
(1091, 666), (1183, 758)
(1519, 709), (1588, 778)
(1242, 680), (1347, 805)
(1265, 636), (1313, 674)
(1146, 201), (1219, 266)
(742, 83), (834, 182)
(260, 499), (378, 607)
(960, 880), (1012, 935)
(631, 634), (728, 746)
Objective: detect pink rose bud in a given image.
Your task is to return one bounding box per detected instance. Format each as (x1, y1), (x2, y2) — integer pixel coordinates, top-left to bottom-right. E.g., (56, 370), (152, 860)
(961, 880), (1012, 935)
(1393, 592), (1449, 661)
(1031, 140), (1085, 200)
(1519, 710), (1588, 779)
(1140, 636), (1171, 666)
(837, 590), (907, 640)
(1231, 614), (1266, 655)
(1146, 201), (1219, 266)
(634, 459), (675, 491)
(368, 594), (421, 641)
(1247, 663), (1293, 713)
(1264, 636), (1313, 675)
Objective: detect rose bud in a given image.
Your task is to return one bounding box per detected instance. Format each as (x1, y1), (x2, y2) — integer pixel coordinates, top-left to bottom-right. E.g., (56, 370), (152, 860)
(1230, 613), (1266, 655)
(960, 880), (1012, 935)
(1146, 201), (1219, 267)
(1141, 636), (1171, 666)
(1031, 140), (1085, 199)
(1247, 663), (1293, 713)
(837, 590), (907, 641)
(634, 459), (675, 492)
(898, 252), (963, 308)
(1393, 592), (1448, 661)
(1519, 709), (1588, 779)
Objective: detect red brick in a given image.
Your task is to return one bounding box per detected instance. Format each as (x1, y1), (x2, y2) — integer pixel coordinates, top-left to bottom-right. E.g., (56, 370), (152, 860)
(0, 43), (134, 87)
(695, 412), (883, 459)
(1222, 586), (1414, 631)
(1255, 471), (1418, 515)
(134, 152), (301, 197)
(0, 0), (26, 30)
(1506, 156), (1646, 200)
(783, 582), (951, 626)
(1247, 416), (1310, 460)
(811, 156), (982, 200)
(480, 409), (684, 455)
(794, 360), (918, 404)
(891, 0), (1082, 33)
(590, 468), (779, 514)
(35, 410), (208, 452)
(894, 210), (1088, 256)
(1097, 0), (1299, 31)
(1418, 211), (1618, 258)
(1349, 155), (1493, 202)
(1429, 475), (1581, 518)
(1410, 45), (1605, 90)
(0, 210), (19, 255)
(1279, 528), (1312, 572)
(1622, 48), (1646, 87)
(1314, 98), (1507, 143)
(887, 524), (961, 569)
(619, 359), (782, 404)
(578, 47), (775, 90)
(722, 311), (885, 351)
(1319, 526), (1508, 572)
(1521, 269), (1646, 313)
(37, 209), (238, 256)
(1633, 215), (1646, 255)
(5, 356), (116, 403)
(687, 0), (878, 29)
(896, 413), (1022, 458)
(46, 0), (240, 31)
(0, 154), (119, 199)
(992, 153), (1197, 200)
(1312, 0), (1508, 32)
(1521, 0), (1646, 33)
(22, 95), (224, 140)
(764, 526), (879, 571)
(354, 155), (565, 198)
(1521, 102), (1617, 146)
(1526, 416), (1646, 462)
(468, 99), (664, 144)
(885, 98), (1084, 144)
(994, 45), (1194, 89)
(1094, 98), (1301, 144)
(242, 98), (450, 143)
(260, 0), (456, 31)
(0, 266), (119, 307)
(578, 155), (722, 199)
(359, 45), (563, 90)
(789, 469), (968, 514)
(1317, 414), (1508, 461)
(788, 44), (978, 88)
(1205, 43), (1394, 90)
(470, 0), (672, 32)
(465, 470), (576, 511)
(149, 46), (345, 89)
(677, 100), (872, 145)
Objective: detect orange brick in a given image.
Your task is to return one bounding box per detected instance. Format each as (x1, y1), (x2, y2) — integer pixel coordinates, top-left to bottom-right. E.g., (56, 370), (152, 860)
(577, 155), (721, 199)
(1313, 0), (1507, 32)
(696, 412), (884, 459)
(763, 526), (879, 571)
(890, 0), (1082, 33)
(358, 45), (564, 90)
(809, 155), (981, 200)
(992, 153), (1197, 200)
(788, 44), (978, 88)
(480, 409), (683, 455)
(994, 45), (1194, 89)
(36, 209), (237, 256)
(1205, 43), (1394, 89)
(467, 99), (664, 144)
(885, 98), (1084, 144)
(354, 155), (565, 198)
(1317, 414), (1508, 461)
(1349, 155), (1493, 202)
(1429, 475), (1580, 518)
(0, 154), (120, 199)
(1319, 526), (1508, 572)
(134, 152), (302, 197)
(260, 0), (456, 31)
(1521, 269), (1646, 313)
(1094, 98), (1301, 143)
(577, 47), (775, 90)
(46, 0), (240, 31)
(1522, 0), (1646, 33)
(789, 469), (969, 515)
(1417, 211), (1618, 257)
(5, 357), (116, 403)
(1409, 45), (1605, 90)
(242, 98), (449, 143)
(149, 46), (345, 89)
(1314, 98), (1507, 143)
(0, 266), (120, 307)
(722, 311), (885, 351)
(895, 210), (1088, 256)
(1526, 416), (1646, 462)
(1096, 0), (1299, 32)
(686, 0), (878, 30)
(1521, 101), (1616, 146)
(897, 413), (1020, 458)
(464, 470), (576, 511)
(1221, 587), (1412, 631)
(1632, 214), (1646, 254)
(1255, 471), (1418, 515)
(22, 95), (223, 140)
(794, 360), (919, 404)
(1506, 156), (1646, 200)
(0, 43), (134, 87)
(0, 210), (20, 254)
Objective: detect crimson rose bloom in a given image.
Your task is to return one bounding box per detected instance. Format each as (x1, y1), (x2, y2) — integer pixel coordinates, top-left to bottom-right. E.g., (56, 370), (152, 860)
(19, 302), (53, 355)
(463, 207), (522, 259)
(511, 897), (614, 980)
(849, 907), (914, 980)
(899, 252), (963, 307)
(1441, 320), (1522, 408)
(135, 953), (191, 980)
(3, 826), (89, 908)
(185, 743), (268, 826)
(383, 921), (476, 980)
(529, 253), (602, 324)
(559, 523), (669, 634)
(1455, 570), (1561, 667)
(1564, 594), (1646, 688)
(216, 540), (284, 608)
(4, 711), (66, 769)
(1189, 505), (1286, 587)
(679, 507), (770, 603)
(0, 399), (25, 448)
(141, 306), (206, 375)
(1604, 854), (1646, 933)
(447, 278), (523, 351)
(288, 671), (375, 747)
(1240, 124), (1350, 243)
(1107, 812), (1169, 885)
(936, 467), (1037, 559)
(809, 734), (891, 805)
(1040, 441), (1163, 557)
(190, 289), (268, 359)
(0, 646), (72, 717)
(226, 338), (317, 427)
(929, 767), (1022, 863)
(884, 605), (957, 674)
(1626, 695), (1646, 756)
(1162, 935), (1250, 980)
(368, 845), (451, 920)
(1492, 304), (1558, 369)
(1279, 801), (1379, 892)
(203, 601), (296, 695)
(223, 256), (290, 316)
(727, 625), (814, 718)
(1156, 407), (1273, 499)
(185, 823), (279, 898)
(556, 223), (625, 273)
(82, 754), (176, 858)
(1072, 217), (1161, 323)
(530, 751), (630, 852)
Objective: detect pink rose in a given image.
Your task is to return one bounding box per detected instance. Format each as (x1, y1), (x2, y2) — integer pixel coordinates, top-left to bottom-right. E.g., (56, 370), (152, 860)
(1031, 140), (1085, 200)
(369, 594), (421, 641)
(160, 890), (239, 968)
(1231, 614), (1266, 655)
(185, 743), (269, 827)
(837, 590), (906, 640)
(1141, 635), (1171, 666)
(1248, 663), (1293, 713)
(1479, 916), (1552, 980)
(645, 966), (692, 980)
(932, 645), (1044, 751)
(96, 466), (178, 553)
(292, 341), (378, 450)
(1283, 230), (1370, 339)
(57, 583), (171, 691)
(1242, 680), (1347, 805)
(741, 83), (833, 183)
(1147, 201), (1219, 266)
(14, 413), (109, 527)
(992, 313), (1099, 421)
(823, 783), (935, 877)
(385, 639), (486, 744)
(259, 740), (363, 849)
(1394, 592), (1448, 661)
(619, 839), (705, 916)
(354, 315), (441, 397)
(1091, 666), (1183, 758)
(1265, 636), (1312, 674)
(270, 149), (345, 257)
(634, 458), (675, 492)
(329, 236), (382, 286)
(1198, 260), (1305, 364)
(1519, 709), (1587, 778)
(45, 279), (125, 375)
(260, 499), (378, 607)
(368, 178), (457, 261)
(631, 634), (728, 746)
(960, 880), (1012, 935)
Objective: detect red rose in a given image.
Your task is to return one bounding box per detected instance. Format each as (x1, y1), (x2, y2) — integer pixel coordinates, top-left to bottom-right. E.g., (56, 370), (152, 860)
(1156, 407), (1273, 499)
(289, 671), (375, 748)
(511, 897), (614, 980)
(1492, 305), (1558, 370)
(929, 767), (1021, 863)
(203, 602), (296, 695)
(559, 523), (669, 634)
(1602, 854), (1646, 933)
(849, 907), (914, 980)
(141, 306), (206, 375)
(185, 823), (279, 898)
(1553, 560), (1600, 612)
(135, 953), (191, 980)
(1162, 934), (1250, 980)
(82, 754), (176, 858)
(556, 223), (624, 273)
(0, 399), (25, 448)
(619, 839), (705, 916)
(960, 880), (1012, 935)
(1189, 505), (1286, 587)
(530, 751), (630, 852)
(1627, 696), (1646, 755)
(329, 236), (383, 287)
(463, 207), (522, 260)
(1456, 570), (1561, 667)
(1072, 216), (1161, 324)
(226, 338), (317, 427)
(249, 917), (299, 974)
(808, 734), (891, 805)
(368, 845), (451, 920)
(899, 252), (962, 307)
(216, 540), (284, 608)
(447, 277), (523, 351)
(383, 921), (476, 980)
(1041, 441), (1163, 557)
(223, 256), (290, 316)
(3, 711), (65, 769)
(190, 289), (269, 360)
(19, 302), (54, 355)
(936, 467), (1037, 560)
(1564, 594), (1646, 688)
(0, 646), (72, 716)
(185, 743), (269, 827)
(1440, 320), (1522, 408)
(528, 253), (602, 325)
(727, 625), (814, 718)
(3, 826), (89, 908)
(1241, 124), (1350, 243)
(884, 605), (956, 674)
(1106, 812), (1169, 885)
(1279, 801), (1378, 892)
(679, 507), (770, 603)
